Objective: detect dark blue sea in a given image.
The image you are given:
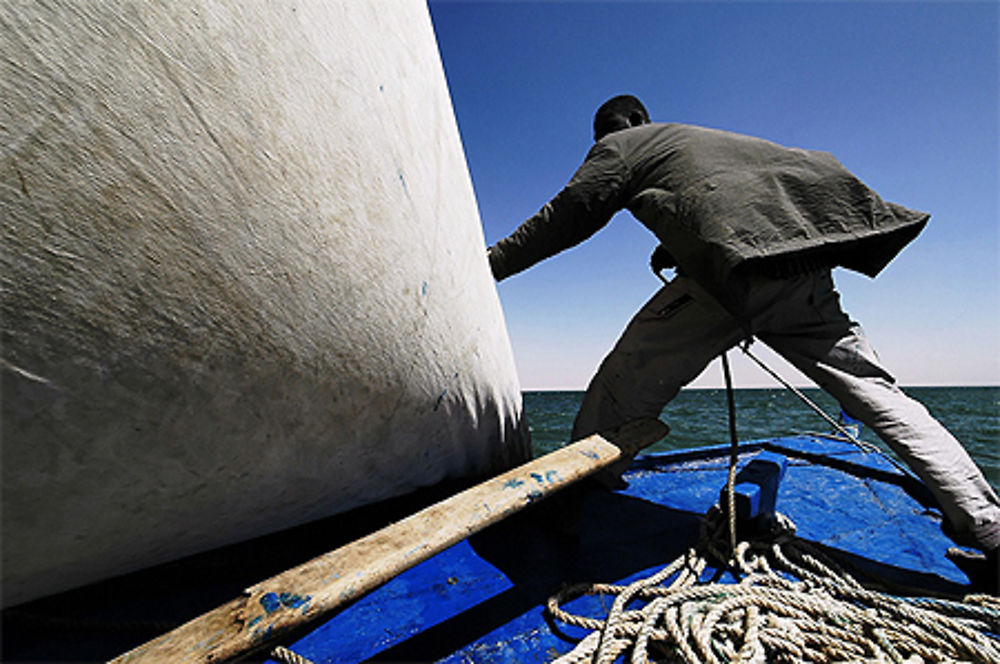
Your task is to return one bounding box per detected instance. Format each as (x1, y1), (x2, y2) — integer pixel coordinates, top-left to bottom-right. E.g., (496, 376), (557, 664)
(524, 386), (999, 493)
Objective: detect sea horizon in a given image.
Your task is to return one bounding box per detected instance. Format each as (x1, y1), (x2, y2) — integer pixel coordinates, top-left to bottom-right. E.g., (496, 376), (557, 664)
(522, 386), (999, 493)
(522, 384), (1000, 392)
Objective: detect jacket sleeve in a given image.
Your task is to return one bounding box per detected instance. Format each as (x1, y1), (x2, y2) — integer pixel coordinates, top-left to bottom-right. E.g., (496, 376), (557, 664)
(488, 141), (628, 281)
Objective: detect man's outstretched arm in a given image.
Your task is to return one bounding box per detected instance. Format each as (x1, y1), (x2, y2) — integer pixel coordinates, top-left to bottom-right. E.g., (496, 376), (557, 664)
(488, 141), (628, 281)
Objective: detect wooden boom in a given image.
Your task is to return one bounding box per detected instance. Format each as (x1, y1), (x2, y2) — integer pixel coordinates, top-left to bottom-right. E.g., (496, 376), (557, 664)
(112, 418), (668, 663)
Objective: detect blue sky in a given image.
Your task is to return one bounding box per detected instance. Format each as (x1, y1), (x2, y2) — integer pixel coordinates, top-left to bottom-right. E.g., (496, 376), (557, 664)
(428, 1), (999, 390)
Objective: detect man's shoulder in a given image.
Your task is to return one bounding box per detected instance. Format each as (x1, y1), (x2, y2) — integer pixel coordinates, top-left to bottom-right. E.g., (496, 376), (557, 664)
(611, 123), (831, 165)
(597, 122), (685, 152)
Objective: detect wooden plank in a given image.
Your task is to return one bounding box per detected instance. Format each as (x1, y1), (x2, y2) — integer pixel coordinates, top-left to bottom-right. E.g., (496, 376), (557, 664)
(111, 418), (668, 663)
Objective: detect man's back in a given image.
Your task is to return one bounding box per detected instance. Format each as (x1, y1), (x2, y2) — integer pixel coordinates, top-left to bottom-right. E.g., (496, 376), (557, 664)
(601, 122), (928, 287)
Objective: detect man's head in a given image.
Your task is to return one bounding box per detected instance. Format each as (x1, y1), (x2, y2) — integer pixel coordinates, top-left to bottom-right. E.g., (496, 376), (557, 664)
(593, 95), (650, 141)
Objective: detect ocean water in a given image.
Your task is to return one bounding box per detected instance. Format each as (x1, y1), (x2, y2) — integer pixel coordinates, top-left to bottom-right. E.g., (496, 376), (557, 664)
(524, 386), (1000, 493)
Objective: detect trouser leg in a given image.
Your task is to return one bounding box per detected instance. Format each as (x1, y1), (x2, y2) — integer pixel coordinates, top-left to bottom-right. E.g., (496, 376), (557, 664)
(757, 273), (1000, 551)
(571, 276), (745, 441)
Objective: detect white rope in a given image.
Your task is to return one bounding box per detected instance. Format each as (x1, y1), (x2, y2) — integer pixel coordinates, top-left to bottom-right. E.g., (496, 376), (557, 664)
(546, 506), (1000, 664)
(270, 645), (317, 664)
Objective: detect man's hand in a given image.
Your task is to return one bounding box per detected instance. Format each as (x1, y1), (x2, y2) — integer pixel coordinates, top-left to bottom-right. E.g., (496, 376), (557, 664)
(650, 244), (677, 274)
(486, 246), (503, 282)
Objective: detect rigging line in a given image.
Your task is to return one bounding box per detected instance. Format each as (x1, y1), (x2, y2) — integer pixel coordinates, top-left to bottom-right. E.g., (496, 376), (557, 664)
(721, 352), (739, 556)
(736, 341), (913, 476)
(738, 342), (866, 447)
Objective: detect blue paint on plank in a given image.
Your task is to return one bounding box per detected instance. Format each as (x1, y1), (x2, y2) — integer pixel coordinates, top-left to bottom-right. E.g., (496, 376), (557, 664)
(279, 592), (311, 610)
(259, 592), (281, 614)
(261, 591), (311, 616)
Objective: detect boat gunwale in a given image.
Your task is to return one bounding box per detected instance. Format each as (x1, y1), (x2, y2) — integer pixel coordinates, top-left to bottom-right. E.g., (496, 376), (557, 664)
(630, 434), (938, 510)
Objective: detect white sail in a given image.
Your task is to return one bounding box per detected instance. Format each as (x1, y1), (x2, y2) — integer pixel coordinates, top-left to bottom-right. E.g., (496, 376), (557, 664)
(0, 0), (527, 606)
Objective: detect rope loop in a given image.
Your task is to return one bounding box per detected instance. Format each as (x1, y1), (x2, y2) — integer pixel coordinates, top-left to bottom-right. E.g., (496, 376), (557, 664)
(547, 508), (1000, 663)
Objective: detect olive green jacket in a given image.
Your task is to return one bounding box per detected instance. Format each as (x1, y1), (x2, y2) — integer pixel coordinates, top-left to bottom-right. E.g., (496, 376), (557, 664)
(489, 123), (928, 296)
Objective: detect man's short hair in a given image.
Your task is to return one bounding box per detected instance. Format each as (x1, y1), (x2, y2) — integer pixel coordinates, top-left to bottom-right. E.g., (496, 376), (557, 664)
(593, 95), (650, 141)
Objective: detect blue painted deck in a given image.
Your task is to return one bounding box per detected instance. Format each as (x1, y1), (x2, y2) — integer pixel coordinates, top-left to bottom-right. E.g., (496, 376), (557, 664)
(265, 435), (973, 664)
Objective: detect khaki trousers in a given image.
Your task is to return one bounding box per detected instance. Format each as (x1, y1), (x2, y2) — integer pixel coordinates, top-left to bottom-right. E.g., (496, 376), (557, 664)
(572, 271), (1000, 551)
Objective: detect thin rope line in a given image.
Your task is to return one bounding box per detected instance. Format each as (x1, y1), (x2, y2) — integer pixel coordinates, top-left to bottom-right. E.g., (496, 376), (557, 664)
(722, 352), (739, 556)
(739, 342), (867, 449)
(738, 342), (911, 475)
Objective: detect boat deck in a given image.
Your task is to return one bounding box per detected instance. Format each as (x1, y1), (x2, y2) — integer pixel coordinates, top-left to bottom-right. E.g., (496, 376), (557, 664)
(265, 435), (973, 663)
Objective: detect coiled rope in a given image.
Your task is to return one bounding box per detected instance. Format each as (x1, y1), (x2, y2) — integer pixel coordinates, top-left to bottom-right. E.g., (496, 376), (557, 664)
(546, 506), (1000, 664)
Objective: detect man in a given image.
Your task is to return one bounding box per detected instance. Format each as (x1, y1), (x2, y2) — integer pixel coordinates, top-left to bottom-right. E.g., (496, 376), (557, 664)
(488, 95), (999, 584)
